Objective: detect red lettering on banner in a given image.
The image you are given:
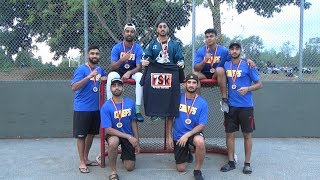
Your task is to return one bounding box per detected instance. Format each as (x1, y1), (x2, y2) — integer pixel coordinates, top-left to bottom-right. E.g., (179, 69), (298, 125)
(151, 73), (172, 89)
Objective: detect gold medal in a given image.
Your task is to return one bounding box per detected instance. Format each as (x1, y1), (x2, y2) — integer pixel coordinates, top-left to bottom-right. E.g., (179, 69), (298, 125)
(124, 63), (130, 69)
(92, 86), (98, 92)
(185, 118), (192, 124)
(231, 84), (237, 89)
(210, 68), (215, 74)
(116, 122), (123, 128)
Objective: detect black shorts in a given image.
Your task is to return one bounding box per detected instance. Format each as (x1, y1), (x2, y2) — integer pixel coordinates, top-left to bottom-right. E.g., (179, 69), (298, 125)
(174, 132), (204, 164)
(224, 107), (255, 133)
(106, 136), (136, 161)
(73, 111), (100, 138)
(203, 72), (214, 79)
(114, 70), (132, 79)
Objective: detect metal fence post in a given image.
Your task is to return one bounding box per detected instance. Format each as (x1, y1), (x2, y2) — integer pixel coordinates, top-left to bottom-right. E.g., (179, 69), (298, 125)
(298, 0), (304, 80)
(84, 0), (88, 62)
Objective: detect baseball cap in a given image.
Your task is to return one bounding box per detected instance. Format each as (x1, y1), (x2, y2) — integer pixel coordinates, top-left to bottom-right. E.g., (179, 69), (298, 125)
(229, 42), (241, 49)
(111, 78), (123, 85)
(185, 73), (199, 83)
(124, 23), (136, 31)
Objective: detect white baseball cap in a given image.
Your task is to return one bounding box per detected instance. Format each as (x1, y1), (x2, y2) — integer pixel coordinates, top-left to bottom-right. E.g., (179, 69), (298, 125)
(124, 23), (136, 31)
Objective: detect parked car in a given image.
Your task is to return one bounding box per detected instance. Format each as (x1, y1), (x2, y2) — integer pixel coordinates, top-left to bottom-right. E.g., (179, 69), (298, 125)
(302, 67), (312, 74)
(272, 67), (281, 74)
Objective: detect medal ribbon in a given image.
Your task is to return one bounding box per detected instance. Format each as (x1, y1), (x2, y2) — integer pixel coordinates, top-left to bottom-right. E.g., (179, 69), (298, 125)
(111, 98), (124, 124)
(230, 60), (243, 85)
(122, 41), (134, 62)
(185, 93), (198, 119)
(86, 63), (96, 87)
(158, 37), (169, 56)
(206, 45), (218, 68)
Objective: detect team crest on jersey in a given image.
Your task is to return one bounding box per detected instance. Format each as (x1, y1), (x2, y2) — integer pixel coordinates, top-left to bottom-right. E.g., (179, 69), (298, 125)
(151, 73), (172, 89)
(113, 108), (132, 119)
(152, 45), (157, 49)
(90, 74), (101, 81)
(206, 56), (221, 64)
(120, 52), (135, 60)
(179, 104), (198, 115)
(226, 70), (242, 77)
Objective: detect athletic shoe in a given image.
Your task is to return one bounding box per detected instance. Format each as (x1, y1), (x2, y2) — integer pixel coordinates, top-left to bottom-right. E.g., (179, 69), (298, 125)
(220, 162), (236, 172)
(150, 116), (162, 123)
(243, 165), (252, 174)
(220, 98), (229, 113)
(193, 170), (204, 180)
(135, 113), (144, 122)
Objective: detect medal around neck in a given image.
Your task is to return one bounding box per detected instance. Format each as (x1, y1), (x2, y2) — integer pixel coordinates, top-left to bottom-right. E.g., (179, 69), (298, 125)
(116, 122), (123, 128)
(210, 68), (215, 74)
(93, 86), (98, 92)
(231, 84), (237, 89)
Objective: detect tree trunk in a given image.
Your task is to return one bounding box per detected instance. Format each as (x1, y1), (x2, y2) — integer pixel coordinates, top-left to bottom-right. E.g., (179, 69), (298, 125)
(207, 0), (223, 45)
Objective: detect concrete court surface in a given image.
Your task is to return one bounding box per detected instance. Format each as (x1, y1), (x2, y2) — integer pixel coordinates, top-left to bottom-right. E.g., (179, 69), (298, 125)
(0, 138), (319, 180)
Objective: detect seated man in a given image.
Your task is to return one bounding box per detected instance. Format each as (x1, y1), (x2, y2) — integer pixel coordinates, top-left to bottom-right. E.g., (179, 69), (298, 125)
(106, 23), (144, 121)
(168, 74), (208, 180)
(101, 78), (140, 180)
(194, 28), (255, 113)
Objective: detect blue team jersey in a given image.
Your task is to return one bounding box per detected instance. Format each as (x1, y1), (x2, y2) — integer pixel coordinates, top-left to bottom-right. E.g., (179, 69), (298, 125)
(111, 41), (143, 74)
(194, 45), (230, 74)
(100, 98), (136, 136)
(173, 93), (208, 141)
(224, 59), (261, 107)
(71, 64), (107, 111)
(143, 38), (184, 65)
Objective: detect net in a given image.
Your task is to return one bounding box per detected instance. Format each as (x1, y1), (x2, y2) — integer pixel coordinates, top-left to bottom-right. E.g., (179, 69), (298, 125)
(98, 79), (226, 167)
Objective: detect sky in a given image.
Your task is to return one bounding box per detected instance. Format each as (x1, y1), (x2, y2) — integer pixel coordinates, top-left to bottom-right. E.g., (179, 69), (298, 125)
(33, 0), (320, 65)
(175, 0), (320, 52)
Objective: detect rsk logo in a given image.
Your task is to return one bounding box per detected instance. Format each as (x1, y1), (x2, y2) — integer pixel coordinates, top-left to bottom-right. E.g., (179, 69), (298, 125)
(151, 73), (172, 89)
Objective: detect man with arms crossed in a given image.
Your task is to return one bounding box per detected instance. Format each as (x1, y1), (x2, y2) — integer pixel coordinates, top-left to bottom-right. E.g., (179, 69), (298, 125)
(101, 78), (140, 180)
(220, 42), (262, 174)
(71, 45), (107, 173)
(168, 74), (208, 180)
(107, 23), (144, 121)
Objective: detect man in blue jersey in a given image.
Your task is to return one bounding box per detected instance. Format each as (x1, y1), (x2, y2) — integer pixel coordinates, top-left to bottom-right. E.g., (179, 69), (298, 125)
(168, 74), (208, 180)
(107, 23), (144, 122)
(71, 45), (107, 173)
(220, 42), (262, 174)
(101, 78), (140, 180)
(141, 20), (185, 122)
(194, 28), (256, 113)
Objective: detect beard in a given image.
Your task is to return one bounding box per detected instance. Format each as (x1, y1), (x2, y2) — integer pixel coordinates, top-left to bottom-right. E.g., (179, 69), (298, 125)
(111, 89), (122, 97)
(186, 87), (197, 94)
(231, 53), (241, 59)
(89, 57), (99, 65)
(125, 36), (134, 42)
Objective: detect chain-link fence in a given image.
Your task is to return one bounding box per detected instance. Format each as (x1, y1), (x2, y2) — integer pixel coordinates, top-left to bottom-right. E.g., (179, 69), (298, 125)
(0, 0), (319, 81)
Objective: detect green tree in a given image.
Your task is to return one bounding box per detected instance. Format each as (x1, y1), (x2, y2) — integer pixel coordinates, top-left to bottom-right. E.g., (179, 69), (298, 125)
(15, 50), (42, 68)
(0, 49), (14, 69)
(1, 0), (192, 65)
(198, 0), (311, 37)
(303, 37), (320, 67)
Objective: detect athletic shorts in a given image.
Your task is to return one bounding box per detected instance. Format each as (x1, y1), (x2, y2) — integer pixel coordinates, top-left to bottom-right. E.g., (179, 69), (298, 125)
(73, 111), (100, 139)
(224, 107), (255, 133)
(174, 132), (204, 164)
(106, 135), (136, 161)
(203, 72), (214, 79)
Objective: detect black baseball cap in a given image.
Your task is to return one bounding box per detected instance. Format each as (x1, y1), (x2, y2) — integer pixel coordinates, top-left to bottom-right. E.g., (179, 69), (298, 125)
(111, 78), (123, 85)
(229, 42), (241, 49)
(185, 73), (199, 83)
